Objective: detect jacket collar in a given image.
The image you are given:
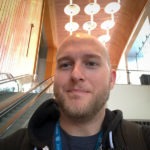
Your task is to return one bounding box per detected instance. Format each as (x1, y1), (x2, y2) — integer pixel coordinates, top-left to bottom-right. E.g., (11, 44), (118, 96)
(28, 99), (59, 148)
(27, 99), (123, 149)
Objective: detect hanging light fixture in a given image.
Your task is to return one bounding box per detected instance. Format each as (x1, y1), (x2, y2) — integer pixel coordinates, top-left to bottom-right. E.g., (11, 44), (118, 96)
(84, 2), (100, 16)
(98, 34), (111, 44)
(104, 1), (121, 22)
(83, 21), (97, 34)
(64, 0), (80, 35)
(98, 19), (114, 44)
(104, 2), (120, 14)
(63, 0), (121, 45)
(83, 1), (100, 34)
(64, 3), (80, 16)
(99, 0), (121, 44)
(101, 20), (115, 30)
(65, 22), (79, 32)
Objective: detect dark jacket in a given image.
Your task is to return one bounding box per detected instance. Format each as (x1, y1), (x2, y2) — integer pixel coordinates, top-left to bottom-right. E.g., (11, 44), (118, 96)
(0, 99), (150, 150)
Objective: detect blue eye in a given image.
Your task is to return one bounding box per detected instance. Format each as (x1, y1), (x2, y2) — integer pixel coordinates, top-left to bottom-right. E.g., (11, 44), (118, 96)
(58, 62), (72, 70)
(85, 60), (100, 69)
(87, 62), (97, 66)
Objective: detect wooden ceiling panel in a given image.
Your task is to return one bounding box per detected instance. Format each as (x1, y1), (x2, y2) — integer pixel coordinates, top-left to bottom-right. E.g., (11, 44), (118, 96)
(50, 0), (148, 69)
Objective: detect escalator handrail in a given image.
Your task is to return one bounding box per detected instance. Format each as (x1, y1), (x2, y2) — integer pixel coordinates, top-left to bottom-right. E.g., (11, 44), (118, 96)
(0, 74), (32, 85)
(0, 74), (32, 93)
(0, 76), (54, 116)
(0, 77), (54, 137)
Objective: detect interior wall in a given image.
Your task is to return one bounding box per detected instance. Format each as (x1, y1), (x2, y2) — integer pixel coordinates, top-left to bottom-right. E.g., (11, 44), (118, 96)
(108, 84), (150, 120)
(37, 58), (46, 82)
(43, 0), (58, 79)
(0, 0), (44, 76)
(36, 28), (48, 82)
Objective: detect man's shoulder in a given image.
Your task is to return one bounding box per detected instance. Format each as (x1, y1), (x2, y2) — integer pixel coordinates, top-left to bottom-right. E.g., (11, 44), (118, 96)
(4, 128), (28, 139)
(140, 124), (150, 149)
(119, 119), (150, 150)
(0, 128), (32, 150)
(121, 119), (150, 135)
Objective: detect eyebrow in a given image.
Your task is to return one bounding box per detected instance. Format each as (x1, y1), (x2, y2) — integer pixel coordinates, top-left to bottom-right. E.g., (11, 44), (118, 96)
(57, 56), (73, 64)
(82, 54), (102, 60)
(57, 55), (70, 60)
(57, 54), (102, 63)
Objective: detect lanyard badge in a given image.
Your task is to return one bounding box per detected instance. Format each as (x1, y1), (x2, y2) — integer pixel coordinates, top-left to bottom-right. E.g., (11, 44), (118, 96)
(54, 122), (103, 150)
(55, 122), (62, 150)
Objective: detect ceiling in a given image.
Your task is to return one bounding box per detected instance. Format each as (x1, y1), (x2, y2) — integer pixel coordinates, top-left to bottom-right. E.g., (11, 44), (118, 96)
(43, 0), (149, 69)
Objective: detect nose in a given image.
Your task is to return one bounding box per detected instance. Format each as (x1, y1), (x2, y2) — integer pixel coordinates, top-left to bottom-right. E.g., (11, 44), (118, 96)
(71, 63), (85, 82)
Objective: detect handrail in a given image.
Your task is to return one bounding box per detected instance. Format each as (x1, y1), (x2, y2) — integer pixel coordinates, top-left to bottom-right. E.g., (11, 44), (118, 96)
(0, 76), (53, 114)
(0, 74), (32, 92)
(0, 74), (32, 84)
(117, 69), (150, 72)
(0, 73), (14, 79)
(0, 77), (54, 137)
(0, 93), (33, 118)
(116, 69), (150, 85)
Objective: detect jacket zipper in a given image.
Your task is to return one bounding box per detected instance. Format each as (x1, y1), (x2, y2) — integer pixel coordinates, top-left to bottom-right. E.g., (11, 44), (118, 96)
(98, 144), (103, 150)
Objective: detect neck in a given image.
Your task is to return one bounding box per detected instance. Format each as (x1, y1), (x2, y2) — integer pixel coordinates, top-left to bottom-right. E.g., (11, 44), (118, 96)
(59, 107), (106, 137)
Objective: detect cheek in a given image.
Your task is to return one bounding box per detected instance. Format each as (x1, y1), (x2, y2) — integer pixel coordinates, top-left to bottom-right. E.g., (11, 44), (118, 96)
(89, 72), (110, 88)
(54, 74), (61, 88)
(54, 72), (69, 87)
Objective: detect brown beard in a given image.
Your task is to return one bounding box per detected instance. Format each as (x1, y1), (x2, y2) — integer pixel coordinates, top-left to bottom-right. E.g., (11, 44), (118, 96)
(54, 85), (110, 123)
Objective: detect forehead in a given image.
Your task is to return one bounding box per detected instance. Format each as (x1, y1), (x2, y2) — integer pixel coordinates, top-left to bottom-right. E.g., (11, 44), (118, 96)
(57, 37), (107, 59)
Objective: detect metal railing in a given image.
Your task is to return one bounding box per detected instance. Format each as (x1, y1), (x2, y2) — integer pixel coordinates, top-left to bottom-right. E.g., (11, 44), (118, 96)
(0, 76), (54, 137)
(0, 74), (33, 93)
(116, 69), (150, 85)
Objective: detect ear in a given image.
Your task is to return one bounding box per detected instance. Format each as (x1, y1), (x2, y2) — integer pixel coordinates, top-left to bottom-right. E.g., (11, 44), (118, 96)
(110, 69), (116, 90)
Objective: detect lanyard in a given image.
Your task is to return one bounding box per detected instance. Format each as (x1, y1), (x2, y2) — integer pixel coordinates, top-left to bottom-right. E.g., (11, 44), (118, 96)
(54, 122), (103, 150)
(54, 122), (62, 150)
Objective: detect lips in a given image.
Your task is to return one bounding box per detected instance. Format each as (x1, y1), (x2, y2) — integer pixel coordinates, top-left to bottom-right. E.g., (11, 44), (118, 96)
(67, 88), (90, 94)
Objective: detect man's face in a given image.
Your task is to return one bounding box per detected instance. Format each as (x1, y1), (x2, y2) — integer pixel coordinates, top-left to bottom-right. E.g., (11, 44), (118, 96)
(54, 36), (116, 121)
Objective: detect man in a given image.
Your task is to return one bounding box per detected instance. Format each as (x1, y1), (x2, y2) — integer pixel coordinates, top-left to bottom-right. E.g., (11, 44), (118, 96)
(0, 33), (150, 150)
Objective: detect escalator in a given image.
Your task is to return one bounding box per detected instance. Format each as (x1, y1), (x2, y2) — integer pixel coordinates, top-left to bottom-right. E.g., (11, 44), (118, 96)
(0, 75), (54, 139)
